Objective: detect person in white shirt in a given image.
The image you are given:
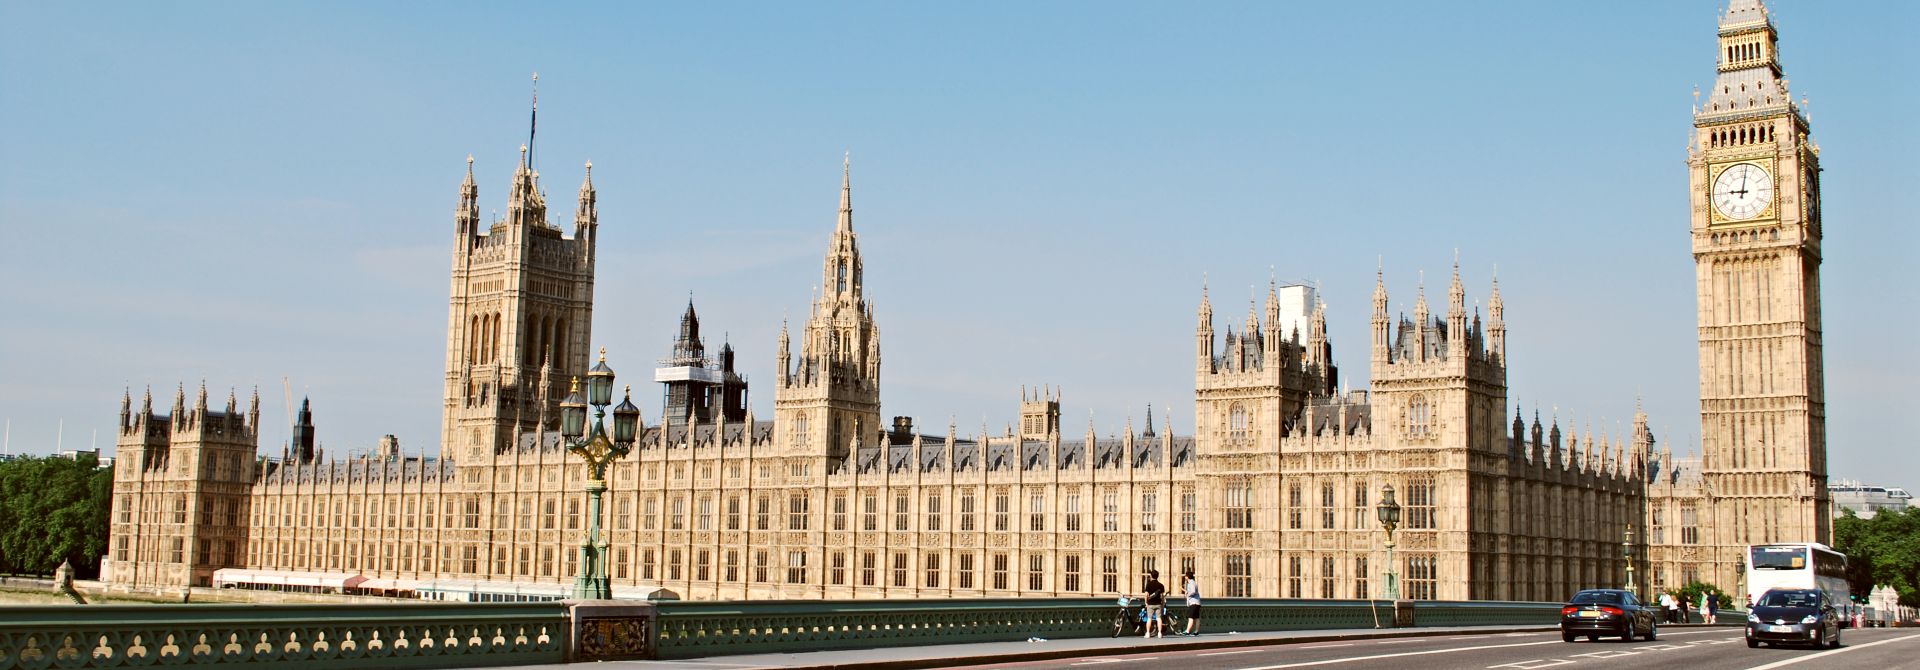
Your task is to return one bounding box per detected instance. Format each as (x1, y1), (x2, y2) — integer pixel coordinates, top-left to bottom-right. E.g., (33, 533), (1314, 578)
(1179, 570), (1202, 636)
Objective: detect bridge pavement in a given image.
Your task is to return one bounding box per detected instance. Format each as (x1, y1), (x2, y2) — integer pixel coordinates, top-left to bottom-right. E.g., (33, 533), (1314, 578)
(495, 625), (1920, 670)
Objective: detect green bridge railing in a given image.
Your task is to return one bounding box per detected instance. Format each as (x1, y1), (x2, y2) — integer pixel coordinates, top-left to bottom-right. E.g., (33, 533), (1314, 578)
(0, 598), (1562, 668)
(0, 603), (564, 670)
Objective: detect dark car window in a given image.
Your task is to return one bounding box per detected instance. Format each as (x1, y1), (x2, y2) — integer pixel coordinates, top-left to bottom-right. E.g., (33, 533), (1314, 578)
(1571, 591), (1624, 605)
(1759, 591), (1819, 608)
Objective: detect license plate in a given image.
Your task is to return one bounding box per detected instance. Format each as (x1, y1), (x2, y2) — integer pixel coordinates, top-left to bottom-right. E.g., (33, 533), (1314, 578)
(1579, 611), (1602, 618)
(1767, 625), (1795, 633)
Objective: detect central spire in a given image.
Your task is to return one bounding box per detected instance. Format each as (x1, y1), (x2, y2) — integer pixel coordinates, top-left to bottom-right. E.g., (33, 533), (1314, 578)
(837, 152), (853, 233)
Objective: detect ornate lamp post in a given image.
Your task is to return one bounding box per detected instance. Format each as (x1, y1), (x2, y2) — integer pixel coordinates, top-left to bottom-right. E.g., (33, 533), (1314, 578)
(1377, 484), (1402, 602)
(561, 348), (640, 601)
(1735, 556), (1747, 608)
(1624, 524), (1636, 597)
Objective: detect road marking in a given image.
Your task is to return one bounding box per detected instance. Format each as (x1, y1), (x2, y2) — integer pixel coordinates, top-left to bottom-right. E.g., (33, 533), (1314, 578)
(1571, 649), (1639, 658)
(1635, 643), (1690, 652)
(1198, 650), (1262, 657)
(1450, 636), (1480, 640)
(1073, 658), (1160, 666)
(1738, 633), (1920, 670)
(1652, 629), (1733, 637)
(1374, 640), (1412, 644)
(1299, 643), (1354, 649)
(1234, 639), (1560, 669)
(1486, 660), (1572, 669)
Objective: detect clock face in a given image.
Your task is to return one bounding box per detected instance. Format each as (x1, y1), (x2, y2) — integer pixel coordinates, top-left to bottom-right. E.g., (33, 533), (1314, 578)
(1712, 163), (1775, 220)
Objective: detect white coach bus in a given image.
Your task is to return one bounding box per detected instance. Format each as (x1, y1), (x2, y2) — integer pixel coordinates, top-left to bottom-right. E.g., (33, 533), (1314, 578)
(1747, 543), (1852, 624)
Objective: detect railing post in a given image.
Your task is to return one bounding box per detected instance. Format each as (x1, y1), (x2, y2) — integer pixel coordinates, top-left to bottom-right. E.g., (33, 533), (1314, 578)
(568, 600), (658, 662)
(1394, 600), (1415, 627)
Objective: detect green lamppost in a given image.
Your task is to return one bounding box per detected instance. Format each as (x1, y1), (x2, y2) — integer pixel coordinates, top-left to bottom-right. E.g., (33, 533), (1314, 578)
(1378, 484), (1402, 602)
(560, 348), (640, 601)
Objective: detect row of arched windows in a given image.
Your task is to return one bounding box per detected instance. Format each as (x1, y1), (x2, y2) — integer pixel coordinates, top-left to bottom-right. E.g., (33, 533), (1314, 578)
(1725, 41), (1765, 66)
(1708, 123), (1773, 149)
(468, 312), (501, 364)
(521, 313), (569, 367)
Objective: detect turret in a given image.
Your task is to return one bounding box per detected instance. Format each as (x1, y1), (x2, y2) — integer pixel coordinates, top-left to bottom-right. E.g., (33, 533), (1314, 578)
(290, 397), (316, 464)
(574, 161), (597, 265)
(1487, 273), (1506, 364)
(1549, 417), (1564, 470)
(777, 319), (791, 385)
(1510, 407), (1525, 460)
(456, 155), (479, 244)
(1447, 259), (1467, 359)
(1412, 279), (1430, 362)
(1197, 280), (1215, 374)
(1371, 266), (1391, 365)
(1263, 278), (1282, 352)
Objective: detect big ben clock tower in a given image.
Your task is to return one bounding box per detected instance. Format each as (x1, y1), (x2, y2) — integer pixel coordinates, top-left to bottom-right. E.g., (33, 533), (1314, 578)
(1691, 0), (1828, 581)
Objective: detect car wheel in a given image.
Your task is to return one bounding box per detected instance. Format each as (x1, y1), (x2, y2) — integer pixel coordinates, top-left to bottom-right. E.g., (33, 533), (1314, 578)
(1587, 634), (1599, 642)
(1621, 624), (1634, 642)
(1829, 629), (1841, 649)
(1645, 622), (1658, 641)
(1562, 631), (1577, 643)
(1746, 637), (1759, 649)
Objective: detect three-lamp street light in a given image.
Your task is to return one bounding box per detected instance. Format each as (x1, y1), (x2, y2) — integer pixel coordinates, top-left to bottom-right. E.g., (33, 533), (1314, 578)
(1377, 484), (1402, 603)
(559, 348), (641, 601)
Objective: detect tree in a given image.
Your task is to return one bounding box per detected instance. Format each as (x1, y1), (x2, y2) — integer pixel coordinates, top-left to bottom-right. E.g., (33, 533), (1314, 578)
(1832, 507), (1920, 608)
(0, 455), (112, 577)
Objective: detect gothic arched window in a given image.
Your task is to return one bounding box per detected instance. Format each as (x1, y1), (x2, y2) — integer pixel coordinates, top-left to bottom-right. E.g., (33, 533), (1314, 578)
(1409, 396), (1431, 438)
(1229, 404), (1249, 442)
(793, 414), (810, 447)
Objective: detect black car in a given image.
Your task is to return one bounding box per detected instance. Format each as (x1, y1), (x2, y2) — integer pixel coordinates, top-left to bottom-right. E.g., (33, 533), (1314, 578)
(1560, 589), (1658, 642)
(1746, 588), (1842, 649)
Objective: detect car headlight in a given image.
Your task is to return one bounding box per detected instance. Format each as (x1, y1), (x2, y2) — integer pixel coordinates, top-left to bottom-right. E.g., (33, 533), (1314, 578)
(1801, 614), (1819, 625)
(1748, 613), (1761, 623)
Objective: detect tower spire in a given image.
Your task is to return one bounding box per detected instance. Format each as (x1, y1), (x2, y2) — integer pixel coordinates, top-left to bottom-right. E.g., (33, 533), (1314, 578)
(838, 152), (853, 233)
(527, 72), (539, 169)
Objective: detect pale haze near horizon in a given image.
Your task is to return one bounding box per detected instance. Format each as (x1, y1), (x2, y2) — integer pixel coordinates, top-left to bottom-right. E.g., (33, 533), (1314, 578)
(0, 1), (1913, 490)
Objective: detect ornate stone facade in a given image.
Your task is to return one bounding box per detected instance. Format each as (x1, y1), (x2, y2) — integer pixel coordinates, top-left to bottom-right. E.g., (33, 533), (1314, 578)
(105, 0), (1825, 603)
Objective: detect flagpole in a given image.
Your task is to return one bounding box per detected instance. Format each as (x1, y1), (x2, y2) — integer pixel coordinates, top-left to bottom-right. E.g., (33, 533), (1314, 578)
(529, 72), (538, 168)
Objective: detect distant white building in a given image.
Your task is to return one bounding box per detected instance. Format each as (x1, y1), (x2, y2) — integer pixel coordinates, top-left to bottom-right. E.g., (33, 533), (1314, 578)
(1829, 480), (1911, 520)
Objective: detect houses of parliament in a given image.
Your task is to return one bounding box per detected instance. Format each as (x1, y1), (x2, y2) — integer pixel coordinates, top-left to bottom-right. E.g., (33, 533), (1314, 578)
(106, 0), (1827, 604)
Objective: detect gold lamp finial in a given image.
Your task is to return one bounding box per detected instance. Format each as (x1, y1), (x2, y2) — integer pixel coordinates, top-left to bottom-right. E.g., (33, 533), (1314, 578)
(569, 376), (580, 393)
(598, 346), (607, 363)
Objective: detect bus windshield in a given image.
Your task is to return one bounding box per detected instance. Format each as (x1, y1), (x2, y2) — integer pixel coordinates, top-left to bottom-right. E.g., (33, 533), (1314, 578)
(1752, 546), (1807, 570)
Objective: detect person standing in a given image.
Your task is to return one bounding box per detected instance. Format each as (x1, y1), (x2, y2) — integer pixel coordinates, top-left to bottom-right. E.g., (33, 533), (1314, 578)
(1142, 570), (1167, 639)
(1660, 591), (1679, 624)
(1706, 592), (1720, 625)
(1179, 570), (1202, 636)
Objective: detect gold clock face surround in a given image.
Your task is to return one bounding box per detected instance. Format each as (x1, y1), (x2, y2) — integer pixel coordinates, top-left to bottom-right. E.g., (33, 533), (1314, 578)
(1712, 162), (1775, 220)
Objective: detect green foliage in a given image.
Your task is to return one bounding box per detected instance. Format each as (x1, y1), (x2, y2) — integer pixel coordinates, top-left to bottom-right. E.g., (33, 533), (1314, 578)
(1833, 507), (1920, 607)
(0, 455), (113, 577)
(1674, 581), (1729, 611)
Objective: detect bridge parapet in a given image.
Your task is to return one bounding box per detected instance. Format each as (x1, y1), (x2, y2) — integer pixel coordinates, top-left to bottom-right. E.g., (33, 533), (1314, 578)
(0, 603), (564, 670)
(0, 598), (1563, 668)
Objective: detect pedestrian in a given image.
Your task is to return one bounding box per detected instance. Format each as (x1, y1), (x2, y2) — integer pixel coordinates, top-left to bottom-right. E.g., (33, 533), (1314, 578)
(1142, 569), (1166, 639)
(1706, 592), (1720, 625)
(1179, 570), (1202, 636)
(1681, 599), (1692, 623)
(1660, 591), (1679, 624)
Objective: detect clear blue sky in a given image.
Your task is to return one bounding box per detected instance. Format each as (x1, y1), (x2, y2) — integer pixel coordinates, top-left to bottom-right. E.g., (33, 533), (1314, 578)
(1, 1), (1913, 488)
